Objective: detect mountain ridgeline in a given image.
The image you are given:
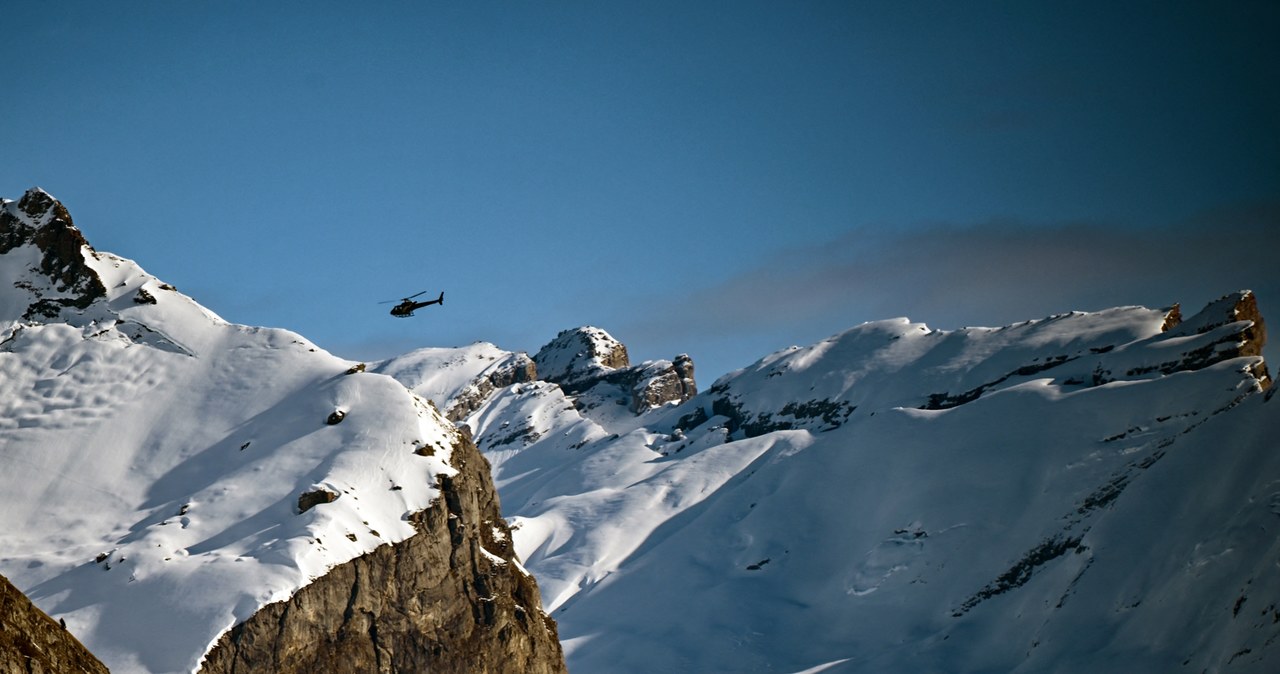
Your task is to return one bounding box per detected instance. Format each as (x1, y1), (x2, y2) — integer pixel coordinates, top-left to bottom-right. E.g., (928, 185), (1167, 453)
(374, 266), (1277, 669)
(2, 188), (1278, 673)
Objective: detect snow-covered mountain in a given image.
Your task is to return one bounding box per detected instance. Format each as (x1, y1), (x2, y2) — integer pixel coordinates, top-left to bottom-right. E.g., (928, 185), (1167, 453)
(380, 292), (1277, 672)
(0, 189), (565, 673)
(3, 187), (1277, 673)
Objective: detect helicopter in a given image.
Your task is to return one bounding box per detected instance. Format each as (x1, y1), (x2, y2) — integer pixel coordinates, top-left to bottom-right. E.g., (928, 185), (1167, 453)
(381, 290), (444, 317)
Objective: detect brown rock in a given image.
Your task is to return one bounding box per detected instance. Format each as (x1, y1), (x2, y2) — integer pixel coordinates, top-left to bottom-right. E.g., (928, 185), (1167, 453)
(1132, 291), (1271, 389)
(533, 327), (630, 388)
(199, 433), (566, 674)
(0, 189), (107, 320)
(1160, 303), (1181, 331)
(0, 573), (109, 674)
(297, 488), (340, 514)
(445, 353), (538, 422)
(628, 354), (698, 412)
(1186, 291), (1269, 387)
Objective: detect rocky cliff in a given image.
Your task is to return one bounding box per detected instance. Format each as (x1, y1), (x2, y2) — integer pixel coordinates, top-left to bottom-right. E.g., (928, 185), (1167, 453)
(1159, 290), (1270, 388)
(533, 326), (698, 412)
(198, 432), (565, 674)
(0, 573), (108, 674)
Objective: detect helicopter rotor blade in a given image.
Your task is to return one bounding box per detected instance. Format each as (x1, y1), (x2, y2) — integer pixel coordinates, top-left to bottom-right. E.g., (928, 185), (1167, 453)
(378, 290), (428, 305)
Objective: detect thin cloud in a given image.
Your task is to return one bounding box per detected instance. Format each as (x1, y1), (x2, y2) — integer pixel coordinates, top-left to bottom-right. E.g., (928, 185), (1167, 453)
(617, 204), (1279, 380)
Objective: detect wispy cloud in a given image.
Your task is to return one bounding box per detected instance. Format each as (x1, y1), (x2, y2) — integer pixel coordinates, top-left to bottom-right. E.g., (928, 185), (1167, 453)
(617, 202), (1280, 380)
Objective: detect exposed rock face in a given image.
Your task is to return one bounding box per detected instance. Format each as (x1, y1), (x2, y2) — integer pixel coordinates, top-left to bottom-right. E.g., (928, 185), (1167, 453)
(674, 384), (857, 439)
(532, 327), (697, 412)
(0, 573), (108, 674)
(627, 353), (698, 412)
(0, 188), (106, 320)
(297, 488), (340, 514)
(594, 354), (698, 413)
(1185, 290), (1268, 385)
(198, 432), (566, 674)
(1160, 303), (1182, 331)
(1128, 290), (1270, 389)
(446, 353), (537, 422)
(533, 326), (629, 389)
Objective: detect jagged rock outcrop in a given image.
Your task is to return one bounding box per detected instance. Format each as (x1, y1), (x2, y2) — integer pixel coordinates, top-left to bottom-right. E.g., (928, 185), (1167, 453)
(198, 431), (566, 674)
(626, 353), (698, 411)
(532, 327), (697, 412)
(445, 353), (537, 422)
(533, 326), (629, 390)
(1091, 290), (1271, 388)
(0, 573), (108, 674)
(1159, 290), (1270, 388)
(0, 189), (106, 320)
(592, 354), (699, 413)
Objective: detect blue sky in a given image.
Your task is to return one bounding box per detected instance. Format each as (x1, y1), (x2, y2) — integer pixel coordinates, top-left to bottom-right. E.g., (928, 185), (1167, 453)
(3, 1), (1277, 383)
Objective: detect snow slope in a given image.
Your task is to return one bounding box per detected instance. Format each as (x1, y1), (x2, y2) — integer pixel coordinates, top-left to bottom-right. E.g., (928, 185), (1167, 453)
(0, 193), (460, 673)
(380, 300), (1279, 673)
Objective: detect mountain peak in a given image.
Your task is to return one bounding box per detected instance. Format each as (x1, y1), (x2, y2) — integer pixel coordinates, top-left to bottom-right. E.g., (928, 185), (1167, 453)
(14, 187), (73, 224)
(533, 325), (630, 387)
(1, 188), (105, 320)
(528, 326), (698, 412)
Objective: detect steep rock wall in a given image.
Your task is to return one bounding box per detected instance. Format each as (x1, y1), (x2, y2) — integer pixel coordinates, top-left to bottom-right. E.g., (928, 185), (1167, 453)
(444, 353), (537, 422)
(197, 432), (566, 674)
(0, 573), (108, 674)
